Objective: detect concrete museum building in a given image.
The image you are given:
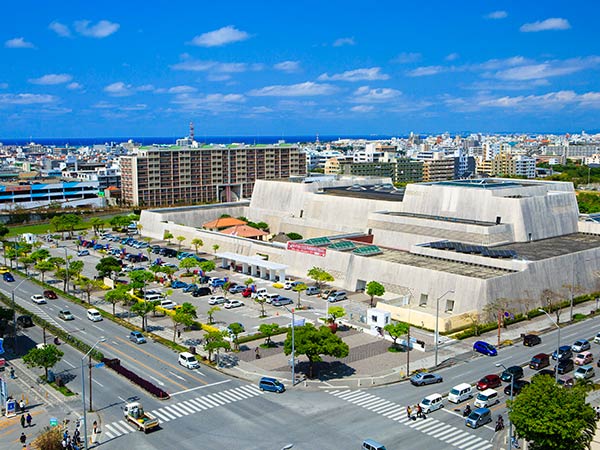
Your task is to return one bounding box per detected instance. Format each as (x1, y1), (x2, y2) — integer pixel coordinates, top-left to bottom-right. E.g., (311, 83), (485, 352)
(139, 177), (600, 333)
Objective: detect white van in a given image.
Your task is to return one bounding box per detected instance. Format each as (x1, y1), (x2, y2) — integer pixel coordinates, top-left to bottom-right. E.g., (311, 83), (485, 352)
(448, 383), (473, 404)
(87, 309), (102, 322)
(251, 288), (268, 299)
(474, 388), (499, 408)
(265, 293), (280, 304)
(419, 393), (443, 413)
(144, 293), (163, 301)
(178, 352), (199, 369)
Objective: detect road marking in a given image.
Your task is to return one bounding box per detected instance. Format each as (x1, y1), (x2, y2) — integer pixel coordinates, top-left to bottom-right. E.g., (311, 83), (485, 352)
(170, 379), (230, 397)
(91, 324), (104, 331)
(93, 379), (104, 387)
(169, 371), (186, 381)
(63, 359), (76, 368)
(148, 376), (165, 386)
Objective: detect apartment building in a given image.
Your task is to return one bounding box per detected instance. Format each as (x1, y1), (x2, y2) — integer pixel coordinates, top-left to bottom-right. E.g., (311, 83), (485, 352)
(120, 144), (306, 207)
(421, 154), (455, 182)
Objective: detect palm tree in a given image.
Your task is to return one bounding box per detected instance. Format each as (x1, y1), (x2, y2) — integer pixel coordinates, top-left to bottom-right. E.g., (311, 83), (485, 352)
(131, 301), (155, 331)
(191, 238), (204, 255)
(176, 236), (186, 250)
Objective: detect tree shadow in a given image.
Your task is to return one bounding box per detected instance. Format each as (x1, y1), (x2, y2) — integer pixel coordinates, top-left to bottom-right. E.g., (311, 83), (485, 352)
(294, 360), (357, 381)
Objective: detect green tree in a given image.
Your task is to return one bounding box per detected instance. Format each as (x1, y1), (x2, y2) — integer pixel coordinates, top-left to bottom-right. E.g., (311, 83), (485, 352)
(366, 281), (385, 308)
(283, 323), (349, 378)
(50, 215), (68, 238)
(191, 238), (204, 254)
(244, 278), (254, 287)
(179, 302), (197, 319)
(255, 296), (267, 318)
(68, 260), (84, 280)
(109, 215), (131, 231)
(328, 306), (346, 323)
(384, 321), (410, 350)
(23, 344), (64, 381)
(62, 214), (83, 237)
(95, 256), (122, 278)
(54, 267), (71, 292)
(292, 283), (307, 308)
(179, 257), (199, 275)
(0, 225), (9, 240)
(30, 249), (50, 261)
(76, 277), (103, 304)
(307, 267), (334, 290)
(171, 309), (194, 342)
(222, 281), (232, 299)
(128, 270), (154, 293)
(34, 260), (54, 283)
(258, 323), (279, 347)
(176, 235), (186, 250)
(163, 230), (173, 243)
(199, 260), (216, 274)
(510, 375), (596, 450)
(212, 244), (220, 255)
(90, 217), (104, 234)
(203, 330), (230, 363)
(104, 285), (131, 316)
(228, 322), (244, 351)
(206, 305), (220, 324)
(286, 232), (303, 240)
(131, 301), (155, 331)
(19, 256), (34, 275)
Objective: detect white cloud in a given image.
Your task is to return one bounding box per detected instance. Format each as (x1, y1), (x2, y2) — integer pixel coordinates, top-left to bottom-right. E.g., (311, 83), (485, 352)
(492, 57), (600, 80)
(74, 20), (120, 38)
(391, 52), (422, 63)
(29, 74), (73, 85)
(318, 67), (389, 82)
(351, 105), (375, 113)
(66, 82), (83, 90)
(465, 79), (550, 91)
(520, 18), (571, 32)
(445, 53), (460, 61)
(274, 61), (301, 73)
(49, 21), (71, 37)
(351, 86), (402, 103)
(136, 84), (155, 92)
(104, 82), (133, 96)
(171, 92), (246, 112)
(248, 82), (337, 97)
(5, 37), (35, 49)
(0, 83), (8, 89)
(189, 26), (250, 47)
(168, 85), (197, 94)
(121, 104), (147, 111)
(206, 74), (232, 82)
(250, 106), (273, 113)
(171, 58), (263, 74)
(406, 66), (445, 77)
(486, 11), (508, 19)
(92, 101), (115, 109)
(332, 37), (355, 47)
(0, 93), (57, 106)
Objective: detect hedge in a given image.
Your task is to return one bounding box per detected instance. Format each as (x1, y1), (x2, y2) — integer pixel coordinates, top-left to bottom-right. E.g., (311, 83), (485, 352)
(103, 357), (169, 399)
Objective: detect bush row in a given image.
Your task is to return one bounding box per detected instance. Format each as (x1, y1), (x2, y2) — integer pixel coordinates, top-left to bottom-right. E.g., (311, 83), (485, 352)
(102, 358), (170, 399)
(237, 327), (288, 345)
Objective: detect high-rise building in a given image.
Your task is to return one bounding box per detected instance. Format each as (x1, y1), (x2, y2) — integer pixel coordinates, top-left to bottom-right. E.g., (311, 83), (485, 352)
(421, 154), (455, 182)
(120, 144), (306, 207)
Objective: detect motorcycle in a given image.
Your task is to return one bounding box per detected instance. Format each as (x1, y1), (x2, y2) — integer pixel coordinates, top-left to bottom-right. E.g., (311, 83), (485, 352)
(495, 416), (505, 432)
(54, 337), (60, 345)
(462, 405), (471, 417)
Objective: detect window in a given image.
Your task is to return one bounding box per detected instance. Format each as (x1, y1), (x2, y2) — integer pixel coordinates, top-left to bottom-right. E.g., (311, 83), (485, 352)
(445, 299), (454, 312)
(419, 293), (428, 307)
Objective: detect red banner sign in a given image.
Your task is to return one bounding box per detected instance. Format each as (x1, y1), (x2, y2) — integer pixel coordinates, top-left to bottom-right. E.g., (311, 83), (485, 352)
(287, 242), (326, 257)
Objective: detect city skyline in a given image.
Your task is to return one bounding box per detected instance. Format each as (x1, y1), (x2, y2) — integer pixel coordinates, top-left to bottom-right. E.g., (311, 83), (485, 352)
(2, 0), (600, 137)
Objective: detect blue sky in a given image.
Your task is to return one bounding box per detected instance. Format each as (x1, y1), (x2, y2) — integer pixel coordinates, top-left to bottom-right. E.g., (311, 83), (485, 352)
(1, 0), (599, 138)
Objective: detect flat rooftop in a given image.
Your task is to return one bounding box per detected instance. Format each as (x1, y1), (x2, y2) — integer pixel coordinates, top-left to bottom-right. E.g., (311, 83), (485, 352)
(430, 179), (530, 189)
(320, 184), (405, 202)
(497, 233), (600, 261)
(385, 211), (497, 227)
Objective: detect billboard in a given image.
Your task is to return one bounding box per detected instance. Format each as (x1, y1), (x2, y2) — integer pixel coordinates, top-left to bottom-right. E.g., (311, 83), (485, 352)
(286, 242), (326, 257)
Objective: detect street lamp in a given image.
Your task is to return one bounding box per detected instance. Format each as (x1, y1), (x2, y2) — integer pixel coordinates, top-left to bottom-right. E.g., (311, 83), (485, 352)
(61, 246), (70, 295)
(11, 278), (29, 353)
(282, 305), (296, 386)
(82, 337), (105, 450)
(434, 290), (454, 368)
(496, 363), (513, 446)
(538, 309), (560, 382)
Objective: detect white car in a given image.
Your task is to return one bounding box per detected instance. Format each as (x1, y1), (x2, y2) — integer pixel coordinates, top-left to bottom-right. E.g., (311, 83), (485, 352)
(419, 393), (443, 414)
(31, 294), (47, 304)
(208, 296), (228, 305)
(159, 300), (178, 310)
(224, 300), (244, 309)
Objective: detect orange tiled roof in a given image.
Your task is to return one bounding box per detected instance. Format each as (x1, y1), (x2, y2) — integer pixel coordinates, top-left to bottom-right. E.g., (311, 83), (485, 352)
(220, 224), (268, 238)
(203, 217), (247, 229)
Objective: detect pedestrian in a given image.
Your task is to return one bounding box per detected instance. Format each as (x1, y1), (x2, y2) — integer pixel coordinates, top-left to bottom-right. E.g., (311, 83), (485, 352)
(19, 432), (26, 444)
(61, 438), (67, 449)
(406, 405), (412, 420)
(26, 413), (32, 427)
(255, 347), (260, 359)
(20, 415), (25, 428)
(10, 367), (15, 379)
(177, 330), (181, 339)
(93, 420), (98, 434)
(19, 400), (25, 413)
(416, 404), (422, 418)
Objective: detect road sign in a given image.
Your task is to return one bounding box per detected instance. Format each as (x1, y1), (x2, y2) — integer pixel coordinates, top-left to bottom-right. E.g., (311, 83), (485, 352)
(50, 417), (58, 427)
(6, 400), (16, 417)
(94, 362), (105, 369)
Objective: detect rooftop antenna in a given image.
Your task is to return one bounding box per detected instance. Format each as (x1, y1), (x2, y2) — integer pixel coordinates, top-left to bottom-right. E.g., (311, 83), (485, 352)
(189, 121), (194, 142)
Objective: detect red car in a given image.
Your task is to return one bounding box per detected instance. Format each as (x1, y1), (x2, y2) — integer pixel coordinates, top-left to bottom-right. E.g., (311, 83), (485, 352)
(43, 290), (58, 299)
(242, 288), (253, 298)
(476, 374), (501, 390)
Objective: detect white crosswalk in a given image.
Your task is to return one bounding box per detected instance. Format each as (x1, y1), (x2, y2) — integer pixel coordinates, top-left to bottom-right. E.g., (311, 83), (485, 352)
(102, 384), (263, 440)
(327, 390), (493, 450)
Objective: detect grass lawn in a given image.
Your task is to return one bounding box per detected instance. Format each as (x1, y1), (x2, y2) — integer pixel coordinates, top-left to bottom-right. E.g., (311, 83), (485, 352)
(6, 213), (122, 237)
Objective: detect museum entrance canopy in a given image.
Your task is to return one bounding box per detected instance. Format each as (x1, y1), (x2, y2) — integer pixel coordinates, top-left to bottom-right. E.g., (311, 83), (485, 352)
(215, 252), (288, 281)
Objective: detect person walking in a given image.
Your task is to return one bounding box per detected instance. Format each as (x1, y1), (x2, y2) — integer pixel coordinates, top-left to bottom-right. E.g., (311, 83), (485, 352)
(406, 405), (412, 420)
(10, 367), (15, 379)
(19, 432), (26, 444)
(25, 413), (32, 427)
(19, 400), (25, 413)
(20, 415), (25, 428)
(416, 404), (423, 419)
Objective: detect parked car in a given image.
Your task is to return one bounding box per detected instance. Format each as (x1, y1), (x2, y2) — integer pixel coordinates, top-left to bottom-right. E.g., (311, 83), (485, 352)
(0, 266), (10, 274)
(523, 334), (541, 347)
(43, 290), (57, 299)
(284, 281), (303, 290)
(31, 294), (46, 304)
(305, 286), (320, 296)
(192, 287), (212, 297)
(208, 296), (228, 305)
(327, 291), (347, 302)
(552, 345), (573, 361)
(77, 250), (90, 257)
(224, 300), (244, 309)
(171, 280), (188, 289)
(558, 375), (575, 388)
(574, 364), (595, 380)
(129, 331), (146, 344)
(503, 379), (530, 396)
(16, 315), (34, 328)
(410, 372), (443, 386)
(183, 284), (198, 293)
(159, 300), (178, 310)
(473, 341), (497, 356)
(227, 322), (246, 334)
(3, 272), (14, 282)
(572, 339), (591, 353)
(242, 288), (253, 297)
(476, 374), (501, 390)
(320, 289), (333, 299)
(209, 278), (227, 288)
(258, 376), (285, 393)
(594, 332), (600, 345)
(162, 263), (179, 270)
(272, 296), (293, 307)
(557, 358), (574, 374)
(229, 285), (246, 294)
(574, 351), (594, 366)
(58, 310), (74, 321)
(529, 353), (550, 370)
(93, 243), (104, 250)
(151, 245), (162, 254)
(500, 366), (524, 382)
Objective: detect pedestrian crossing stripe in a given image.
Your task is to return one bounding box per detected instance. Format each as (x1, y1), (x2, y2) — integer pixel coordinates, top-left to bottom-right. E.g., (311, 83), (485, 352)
(102, 385), (263, 441)
(327, 390), (493, 450)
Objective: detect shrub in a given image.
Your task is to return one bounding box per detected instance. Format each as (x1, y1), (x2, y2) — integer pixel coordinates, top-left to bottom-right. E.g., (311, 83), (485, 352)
(102, 358), (170, 399)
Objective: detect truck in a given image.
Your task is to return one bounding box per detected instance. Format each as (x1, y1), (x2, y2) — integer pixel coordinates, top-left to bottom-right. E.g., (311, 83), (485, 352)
(123, 402), (159, 433)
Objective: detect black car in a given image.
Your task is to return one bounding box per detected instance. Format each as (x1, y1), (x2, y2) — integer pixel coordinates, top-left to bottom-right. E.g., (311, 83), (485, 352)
(532, 369), (555, 380)
(161, 248), (178, 258)
(192, 287), (212, 297)
(552, 345), (573, 361)
(500, 365), (524, 382)
(16, 315), (34, 328)
(523, 334), (541, 346)
(504, 379), (530, 396)
(151, 245), (162, 254)
(557, 358), (574, 374)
